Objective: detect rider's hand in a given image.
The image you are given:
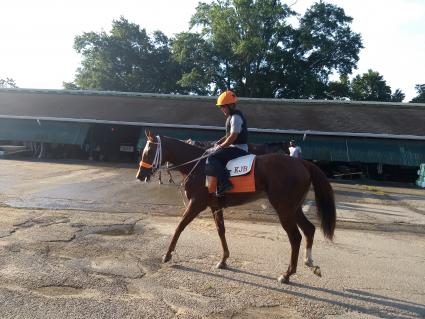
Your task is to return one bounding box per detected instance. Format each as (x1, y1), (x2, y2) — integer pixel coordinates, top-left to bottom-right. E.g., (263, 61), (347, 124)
(207, 144), (221, 153)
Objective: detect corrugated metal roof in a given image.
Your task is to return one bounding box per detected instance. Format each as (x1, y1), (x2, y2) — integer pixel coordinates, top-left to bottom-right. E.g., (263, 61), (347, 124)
(1, 88), (424, 137)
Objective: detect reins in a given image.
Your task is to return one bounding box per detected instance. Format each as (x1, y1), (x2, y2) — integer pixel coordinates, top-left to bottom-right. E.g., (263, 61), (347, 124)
(166, 152), (210, 171)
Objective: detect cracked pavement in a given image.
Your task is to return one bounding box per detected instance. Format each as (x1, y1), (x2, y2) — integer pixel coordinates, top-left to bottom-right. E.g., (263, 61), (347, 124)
(0, 159), (424, 318)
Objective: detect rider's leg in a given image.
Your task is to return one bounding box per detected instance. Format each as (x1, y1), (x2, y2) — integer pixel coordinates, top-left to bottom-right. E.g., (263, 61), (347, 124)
(207, 148), (248, 195)
(206, 154), (228, 187)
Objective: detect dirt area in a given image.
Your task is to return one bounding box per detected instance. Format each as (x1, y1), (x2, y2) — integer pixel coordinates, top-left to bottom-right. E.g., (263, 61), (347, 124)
(0, 159), (424, 319)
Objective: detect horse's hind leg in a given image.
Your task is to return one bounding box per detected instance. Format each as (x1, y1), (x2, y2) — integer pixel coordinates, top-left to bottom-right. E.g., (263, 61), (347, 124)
(296, 208), (315, 266)
(268, 192), (302, 283)
(163, 200), (206, 263)
(296, 208), (321, 277)
(211, 208), (229, 269)
(277, 218), (302, 284)
(266, 205), (301, 284)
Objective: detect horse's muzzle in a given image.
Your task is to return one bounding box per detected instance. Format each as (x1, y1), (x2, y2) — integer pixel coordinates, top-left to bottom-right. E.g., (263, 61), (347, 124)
(136, 167), (152, 182)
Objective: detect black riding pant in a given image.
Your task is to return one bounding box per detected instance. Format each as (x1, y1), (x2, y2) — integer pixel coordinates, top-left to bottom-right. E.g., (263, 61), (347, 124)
(206, 147), (248, 186)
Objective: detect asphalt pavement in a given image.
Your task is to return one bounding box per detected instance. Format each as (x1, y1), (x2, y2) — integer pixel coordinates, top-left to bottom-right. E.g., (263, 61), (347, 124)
(0, 159), (424, 319)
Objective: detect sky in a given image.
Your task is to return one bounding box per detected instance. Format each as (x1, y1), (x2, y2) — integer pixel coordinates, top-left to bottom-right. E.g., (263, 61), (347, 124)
(1, 0), (424, 102)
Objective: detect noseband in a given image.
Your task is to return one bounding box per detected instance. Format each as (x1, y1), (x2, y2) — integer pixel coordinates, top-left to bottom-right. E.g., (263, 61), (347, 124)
(139, 136), (162, 174)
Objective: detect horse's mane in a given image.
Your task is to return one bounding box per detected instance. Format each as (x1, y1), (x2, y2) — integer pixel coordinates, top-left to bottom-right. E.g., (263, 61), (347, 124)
(163, 136), (206, 155)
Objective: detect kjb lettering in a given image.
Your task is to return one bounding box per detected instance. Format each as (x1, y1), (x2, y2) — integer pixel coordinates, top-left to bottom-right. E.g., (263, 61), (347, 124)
(234, 166), (248, 174)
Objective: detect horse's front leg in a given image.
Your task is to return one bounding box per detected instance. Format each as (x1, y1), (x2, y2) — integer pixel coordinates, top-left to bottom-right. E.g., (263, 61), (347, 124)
(163, 200), (206, 263)
(167, 171), (175, 184)
(211, 208), (229, 269)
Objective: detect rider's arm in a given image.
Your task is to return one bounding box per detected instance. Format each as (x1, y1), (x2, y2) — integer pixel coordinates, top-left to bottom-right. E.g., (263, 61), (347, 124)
(219, 132), (238, 148)
(216, 136), (227, 145)
(218, 114), (242, 148)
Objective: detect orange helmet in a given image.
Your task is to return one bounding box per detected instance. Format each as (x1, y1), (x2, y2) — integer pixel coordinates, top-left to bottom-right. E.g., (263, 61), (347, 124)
(216, 90), (237, 107)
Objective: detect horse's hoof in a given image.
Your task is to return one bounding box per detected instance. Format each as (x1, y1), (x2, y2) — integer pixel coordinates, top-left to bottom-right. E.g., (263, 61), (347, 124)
(216, 261), (227, 269)
(162, 254), (172, 263)
(278, 275), (290, 284)
(304, 259), (314, 267)
(313, 266), (322, 277)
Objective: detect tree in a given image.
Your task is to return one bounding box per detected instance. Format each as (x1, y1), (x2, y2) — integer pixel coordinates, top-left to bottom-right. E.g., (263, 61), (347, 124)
(350, 69), (392, 102)
(173, 0), (363, 98)
(175, 0), (296, 96)
(326, 75), (350, 100)
(325, 70), (405, 102)
(62, 81), (80, 90)
(410, 84), (425, 103)
(0, 77), (17, 88)
(70, 17), (182, 93)
(391, 89), (405, 103)
(291, 1), (363, 98)
(172, 32), (217, 95)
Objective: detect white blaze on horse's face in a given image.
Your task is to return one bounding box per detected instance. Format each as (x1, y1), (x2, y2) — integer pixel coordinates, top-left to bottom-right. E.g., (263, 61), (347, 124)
(143, 142), (150, 154)
(142, 140), (156, 163)
(137, 140), (157, 181)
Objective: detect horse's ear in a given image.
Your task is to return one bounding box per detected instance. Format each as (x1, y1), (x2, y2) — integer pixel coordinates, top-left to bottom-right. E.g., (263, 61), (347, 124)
(145, 129), (154, 142)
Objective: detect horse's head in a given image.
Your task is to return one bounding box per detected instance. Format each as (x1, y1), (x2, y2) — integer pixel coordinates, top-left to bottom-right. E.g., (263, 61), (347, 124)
(136, 129), (162, 182)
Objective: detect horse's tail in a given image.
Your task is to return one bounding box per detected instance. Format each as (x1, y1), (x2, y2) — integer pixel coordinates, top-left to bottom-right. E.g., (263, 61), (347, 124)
(302, 160), (336, 240)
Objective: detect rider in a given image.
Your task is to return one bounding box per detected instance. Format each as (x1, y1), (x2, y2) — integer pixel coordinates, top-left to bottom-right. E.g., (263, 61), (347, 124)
(206, 90), (249, 196)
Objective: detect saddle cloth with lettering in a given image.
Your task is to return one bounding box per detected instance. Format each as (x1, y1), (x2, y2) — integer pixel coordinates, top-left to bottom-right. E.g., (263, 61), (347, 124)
(207, 154), (256, 193)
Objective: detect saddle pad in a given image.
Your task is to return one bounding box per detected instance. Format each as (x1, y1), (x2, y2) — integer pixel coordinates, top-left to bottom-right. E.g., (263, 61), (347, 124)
(207, 157), (256, 194)
(226, 154), (256, 177)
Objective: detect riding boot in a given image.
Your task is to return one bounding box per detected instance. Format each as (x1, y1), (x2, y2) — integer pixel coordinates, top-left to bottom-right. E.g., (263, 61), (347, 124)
(216, 180), (234, 197)
(216, 168), (234, 196)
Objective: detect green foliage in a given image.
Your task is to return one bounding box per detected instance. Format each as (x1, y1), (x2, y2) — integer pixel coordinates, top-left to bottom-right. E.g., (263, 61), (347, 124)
(68, 1), (366, 99)
(391, 89), (405, 103)
(62, 81), (80, 90)
(325, 70), (405, 102)
(350, 69), (392, 101)
(172, 32), (217, 95)
(71, 17), (182, 93)
(326, 75), (350, 100)
(297, 2), (362, 78)
(181, 0), (296, 96)
(410, 84), (425, 103)
(0, 77), (17, 88)
(173, 0), (363, 98)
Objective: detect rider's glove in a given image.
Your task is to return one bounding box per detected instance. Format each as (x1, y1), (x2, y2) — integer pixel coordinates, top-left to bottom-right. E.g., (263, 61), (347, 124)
(207, 144), (221, 153)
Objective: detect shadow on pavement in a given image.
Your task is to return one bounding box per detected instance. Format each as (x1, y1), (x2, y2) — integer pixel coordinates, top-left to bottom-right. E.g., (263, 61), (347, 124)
(172, 264), (425, 319)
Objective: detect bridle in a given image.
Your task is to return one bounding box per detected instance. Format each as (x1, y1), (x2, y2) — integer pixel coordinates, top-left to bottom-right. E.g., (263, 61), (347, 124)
(139, 136), (163, 174)
(138, 135), (216, 208)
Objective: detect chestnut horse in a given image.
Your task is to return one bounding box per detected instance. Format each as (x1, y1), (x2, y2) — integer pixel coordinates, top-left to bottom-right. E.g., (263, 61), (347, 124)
(137, 130), (336, 283)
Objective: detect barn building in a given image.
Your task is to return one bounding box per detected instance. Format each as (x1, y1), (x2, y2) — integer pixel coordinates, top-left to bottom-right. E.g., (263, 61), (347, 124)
(1, 88), (424, 181)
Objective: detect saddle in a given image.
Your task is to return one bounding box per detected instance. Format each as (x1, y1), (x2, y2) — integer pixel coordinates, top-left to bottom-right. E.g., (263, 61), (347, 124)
(207, 154), (256, 194)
